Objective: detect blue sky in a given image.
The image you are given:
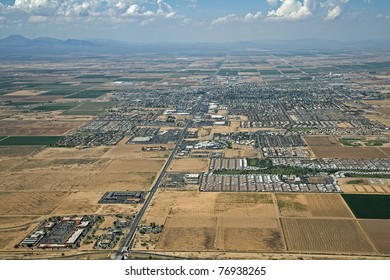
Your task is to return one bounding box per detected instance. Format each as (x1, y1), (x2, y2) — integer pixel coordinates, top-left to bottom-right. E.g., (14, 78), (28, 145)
(0, 0), (389, 42)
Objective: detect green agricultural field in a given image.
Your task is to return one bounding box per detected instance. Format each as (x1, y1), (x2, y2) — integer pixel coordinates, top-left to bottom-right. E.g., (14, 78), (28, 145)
(32, 103), (78, 111)
(259, 70), (280, 75)
(116, 78), (162, 82)
(0, 136), (7, 142)
(61, 101), (117, 115)
(66, 90), (111, 99)
(0, 136), (64, 146)
(342, 194), (390, 219)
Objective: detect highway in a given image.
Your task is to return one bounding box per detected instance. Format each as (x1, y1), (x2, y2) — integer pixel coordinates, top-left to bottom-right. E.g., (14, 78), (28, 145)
(113, 96), (202, 260)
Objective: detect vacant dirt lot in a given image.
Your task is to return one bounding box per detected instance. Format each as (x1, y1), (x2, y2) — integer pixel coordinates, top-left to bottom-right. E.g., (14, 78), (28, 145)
(0, 146), (43, 157)
(304, 136), (388, 158)
(338, 178), (390, 194)
(0, 192), (67, 215)
(224, 144), (261, 158)
(359, 219), (390, 254)
(0, 120), (84, 136)
(276, 194), (353, 218)
(169, 158), (209, 172)
(105, 138), (173, 159)
(0, 223), (39, 250)
(282, 218), (376, 253)
(136, 190), (284, 252)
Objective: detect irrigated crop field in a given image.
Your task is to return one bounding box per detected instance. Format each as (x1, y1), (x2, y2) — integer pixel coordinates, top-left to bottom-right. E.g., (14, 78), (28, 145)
(342, 194), (390, 219)
(281, 218), (376, 253)
(276, 194), (353, 218)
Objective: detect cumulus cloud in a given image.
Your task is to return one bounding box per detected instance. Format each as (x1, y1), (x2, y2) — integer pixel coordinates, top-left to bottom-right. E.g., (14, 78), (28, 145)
(267, 0), (349, 21)
(211, 11), (262, 25)
(211, 14), (240, 25)
(244, 11), (263, 22)
(325, 5), (341, 20)
(1, 0), (183, 25)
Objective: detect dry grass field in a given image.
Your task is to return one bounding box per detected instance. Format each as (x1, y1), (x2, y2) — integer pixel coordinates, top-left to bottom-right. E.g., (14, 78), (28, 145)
(282, 218), (376, 253)
(338, 178), (390, 194)
(0, 146), (43, 157)
(276, 194), (353, 218)
(0, 192), (67, 215)
(0, 224), (39, 250)
(0, 120), (84, 136)
(224, 143), (261, 158)
(304, 136), (388, 158)
(104, 138), (173, 159)
(169, 158), (209, 172)
(135, 190), (284, 252)
(359, 219), (390, 254)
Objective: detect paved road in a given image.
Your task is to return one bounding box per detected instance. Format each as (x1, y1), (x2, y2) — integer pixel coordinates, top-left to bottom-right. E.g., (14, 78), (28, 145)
(113, 96), (202, 260)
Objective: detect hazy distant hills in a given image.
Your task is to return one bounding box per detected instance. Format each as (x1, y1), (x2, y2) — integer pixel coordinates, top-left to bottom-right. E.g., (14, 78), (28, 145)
(0, 35), (389, 56)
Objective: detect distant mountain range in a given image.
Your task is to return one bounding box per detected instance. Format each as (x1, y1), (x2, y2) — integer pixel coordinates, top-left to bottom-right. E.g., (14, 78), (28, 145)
(0, 35), (389, 56)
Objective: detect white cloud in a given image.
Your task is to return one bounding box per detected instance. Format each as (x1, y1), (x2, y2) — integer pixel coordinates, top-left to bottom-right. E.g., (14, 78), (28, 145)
(267, 0), (349, 21)
(211, 14), (240, 25)
(325, 5), (341, 20)
(268, 0), (312, 20)
(267, 0), (279, 6)
(244, 12), (263, 22)
(2, 0), (182, 25)
(28, 15), (47, 23)
(211, 11), (262, 25)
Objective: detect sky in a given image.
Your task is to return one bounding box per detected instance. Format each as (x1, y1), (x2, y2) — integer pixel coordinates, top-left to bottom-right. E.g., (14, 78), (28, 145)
(0, 0), (389, 42)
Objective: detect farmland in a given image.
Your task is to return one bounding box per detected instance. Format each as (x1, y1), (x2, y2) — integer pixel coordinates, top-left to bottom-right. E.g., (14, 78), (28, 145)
(282, 218), (376, 253)
(342, 194), (390, 219)
(276, 194), (353, 218)
(0, 136), (63, 146)
(305, 136), (389, 159)
(359, 220), (390, 254)
(135, 190), (284, 252)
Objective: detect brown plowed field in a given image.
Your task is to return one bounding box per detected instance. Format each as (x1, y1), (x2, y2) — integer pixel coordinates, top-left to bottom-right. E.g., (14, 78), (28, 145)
(0, 120), (84, 136)
(139, 190), (284, 252)
(276, 194), (353, 218)
(282, 218), (376, 253)
(359, 219), (390, 254)
(304, 136), (388, 158)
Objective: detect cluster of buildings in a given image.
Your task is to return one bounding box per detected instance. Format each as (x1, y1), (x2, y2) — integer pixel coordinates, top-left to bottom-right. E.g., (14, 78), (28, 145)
(20, 216), (94, 249)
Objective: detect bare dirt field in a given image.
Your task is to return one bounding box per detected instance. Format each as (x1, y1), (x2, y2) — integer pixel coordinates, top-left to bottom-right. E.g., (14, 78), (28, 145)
(0, 120), (84, 136)
(169, 158), (209, 172)
(5, 90), (46, 96)
(0, 192), (67, 215)
(304, 136), (388, 158)
(35, 147), (110, 159)
(0, 146), (43, 157)
(276, 194), (353, 218)
(135, 190), (284, 252)
(338, 178), (390, 194)
(224, 144), (261, 158)
(0, 216), (42, 229)
(359, 219), (390, 254)
(282, 218), (376, 253)
(0, 223), (39, 250)
(105, 138), (173, 159)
